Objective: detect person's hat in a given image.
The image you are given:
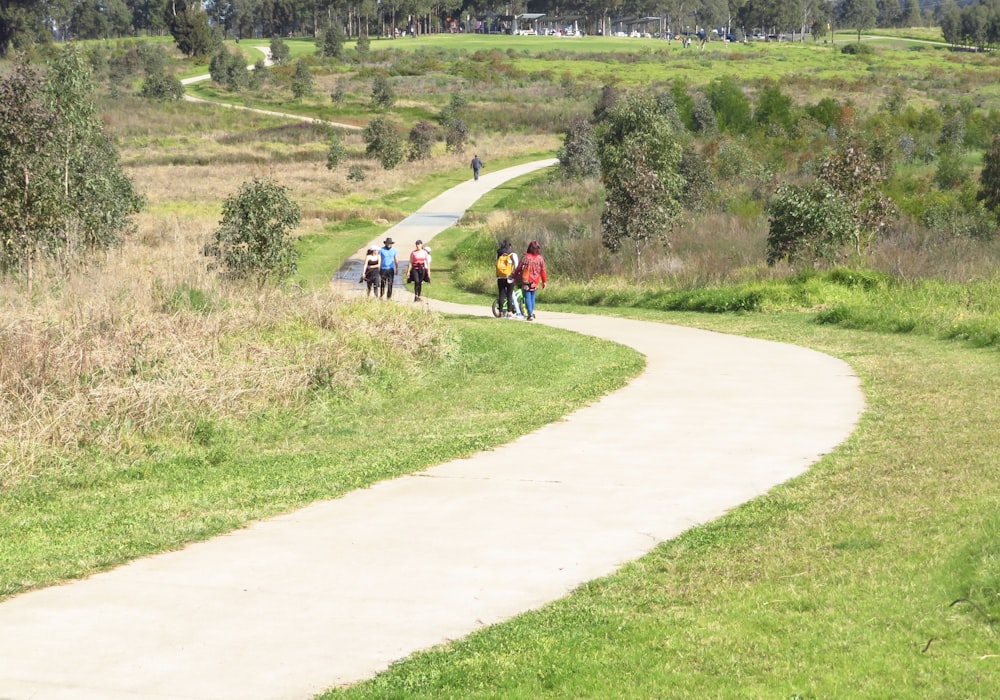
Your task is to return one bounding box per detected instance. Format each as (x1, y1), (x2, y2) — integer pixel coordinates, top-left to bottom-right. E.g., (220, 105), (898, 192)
(415, 239), (423, 245)
(384, 237), (394, 245)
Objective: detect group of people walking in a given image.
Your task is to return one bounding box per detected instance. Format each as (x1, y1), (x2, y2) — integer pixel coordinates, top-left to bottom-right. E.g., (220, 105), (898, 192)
(495, 239), (547, 321)
(360, 236), (548, 321)
(361, 237), (432, 302)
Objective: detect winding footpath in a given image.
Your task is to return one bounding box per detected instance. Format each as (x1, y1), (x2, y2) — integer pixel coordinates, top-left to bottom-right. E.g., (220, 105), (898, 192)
(0, 159), (864, 699)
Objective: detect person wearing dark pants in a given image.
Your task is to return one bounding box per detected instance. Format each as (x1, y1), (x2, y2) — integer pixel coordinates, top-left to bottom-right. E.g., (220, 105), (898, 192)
(407, 239), (431, 301)
(495, 239), (518, 317)
(471, 154), (483, 181)
(378, 237), (398, 299)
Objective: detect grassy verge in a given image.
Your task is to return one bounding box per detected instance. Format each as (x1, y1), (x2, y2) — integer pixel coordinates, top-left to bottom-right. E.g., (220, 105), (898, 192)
(321, 306), (1000, 699)
(0, 316), (642, 599)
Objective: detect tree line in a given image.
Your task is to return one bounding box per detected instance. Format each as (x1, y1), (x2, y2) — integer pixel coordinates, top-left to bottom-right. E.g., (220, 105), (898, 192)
(2, 0), (940, 59)
(938, 0), (1000, 51)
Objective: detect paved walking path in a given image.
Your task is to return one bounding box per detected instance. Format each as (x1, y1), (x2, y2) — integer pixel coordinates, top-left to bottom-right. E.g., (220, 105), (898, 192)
(0, 161), (865, 700)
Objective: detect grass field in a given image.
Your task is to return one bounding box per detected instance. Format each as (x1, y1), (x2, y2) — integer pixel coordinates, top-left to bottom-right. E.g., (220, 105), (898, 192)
(3, 28), (1000, 698)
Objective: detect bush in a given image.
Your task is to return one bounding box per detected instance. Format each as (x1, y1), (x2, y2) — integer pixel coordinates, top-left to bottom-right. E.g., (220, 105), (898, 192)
(203, 177), (301, 285)
(209, 46), (249, 91)
(407, 120), (437, 161)
(356, 32), (370, 60)
(445, 118), (468, 154)
(767, 183), (854, 266)
(140, 71), (184, 100)
(557, 117), (600, 179)
(326, 133), (347, 170)
(706, 75), (752, 135)
(269, 36), (290, 64)
(371, 73), (396, 110)
(363, 116), (404, 169)
(841, 42), (874, 55)
(291, 59), (313, 98)
(321, 18), (345, 59)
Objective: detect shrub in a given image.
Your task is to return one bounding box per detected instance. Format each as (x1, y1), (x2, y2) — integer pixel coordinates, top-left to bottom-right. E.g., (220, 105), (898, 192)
(690, 93), (718, 135)
(407, 120), (437, 161)
(249, 59), (267, 89)
(356, 32), (370, 60)
(347, 165), (366, 181)
(840, 42), (874, 55)
(438, 92), (468, 129)
(557, 116), (600, 179)
(330, 80), (346, 103)
(269, 36), (290, 65)
(754, 83), (794, 134)
(140, 71), (184, 100)
(678, 147), (715, 210)
(706, 75), (752, 135)
(163, 0), (218, 58)
(209, 46), (249, 91)
(203, 177), (301, 286)
(767, 183), (854, 266)
(326, 133), (347, 170)
(371, 73), (396, 110)
(291, 59), (313, 98)
(363, 116), (404, 169)
(445, 118), (468, 154)
(321, 18), (345, 59)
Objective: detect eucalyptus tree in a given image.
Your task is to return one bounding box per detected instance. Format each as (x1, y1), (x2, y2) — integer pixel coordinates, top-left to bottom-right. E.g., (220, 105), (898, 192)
(204, 178), (301, 287)
(741, 0), (802, 35)
(937, 0), (961, 44)
(1, 0), (53, 57)
(0, 48), (143, 285)
(596, 93), (685, 277)
(164, 0), (218, 56)
(838, 0), (877, 41)
(876, 0), (900, 28)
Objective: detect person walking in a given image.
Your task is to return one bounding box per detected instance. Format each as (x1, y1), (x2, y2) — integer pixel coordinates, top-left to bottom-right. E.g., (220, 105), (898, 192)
(407, 239), (431, 301)
(495, 239), (519, 318)
(377, 237), (398, 299)
(361, 248), (380, 297)
(471, 154), (483, 181)
(514, 240), (547, 321)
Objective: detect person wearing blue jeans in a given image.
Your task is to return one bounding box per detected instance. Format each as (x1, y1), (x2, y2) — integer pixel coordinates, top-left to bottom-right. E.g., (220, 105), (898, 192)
(471, 154), (483, 181)
(514, 240), (547, 321)
(377, 237), (398, 299)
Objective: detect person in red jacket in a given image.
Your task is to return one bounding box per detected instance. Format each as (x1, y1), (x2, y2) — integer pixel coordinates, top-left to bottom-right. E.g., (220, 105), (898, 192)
(514, 240), (547, 321)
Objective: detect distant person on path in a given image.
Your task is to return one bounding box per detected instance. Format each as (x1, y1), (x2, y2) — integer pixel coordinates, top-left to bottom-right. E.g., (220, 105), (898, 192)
(407, 239), (431, 301)
(471, 154), (483, 181)
(514, 240), (547, 321)
(495, 239), (519, 318)
(361, 248), (380, 296)
(378, 237), (398, 299)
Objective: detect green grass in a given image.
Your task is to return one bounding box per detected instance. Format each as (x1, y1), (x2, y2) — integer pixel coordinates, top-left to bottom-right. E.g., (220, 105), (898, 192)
(0, 317), (643, 599)
(321, 306), (1000, 700)
(309, 160), (1000, 697)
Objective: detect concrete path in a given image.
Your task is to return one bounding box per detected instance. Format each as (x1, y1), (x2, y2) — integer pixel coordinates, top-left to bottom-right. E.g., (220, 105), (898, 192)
(0, 162), (865, 700)
(180, 48), (363, 131)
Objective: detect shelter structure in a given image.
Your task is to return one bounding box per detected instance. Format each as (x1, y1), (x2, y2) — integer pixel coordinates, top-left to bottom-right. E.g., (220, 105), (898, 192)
(513, 13), (546, 34)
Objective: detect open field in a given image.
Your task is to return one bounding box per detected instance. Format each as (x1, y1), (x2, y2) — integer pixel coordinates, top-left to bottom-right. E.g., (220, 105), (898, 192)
(2, 28), (1000, 697)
